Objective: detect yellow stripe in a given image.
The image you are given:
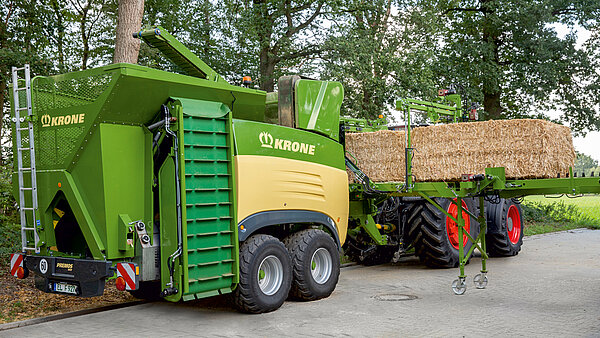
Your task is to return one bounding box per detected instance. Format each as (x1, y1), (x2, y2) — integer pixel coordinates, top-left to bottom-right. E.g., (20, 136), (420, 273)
(236, 155), (349, 244)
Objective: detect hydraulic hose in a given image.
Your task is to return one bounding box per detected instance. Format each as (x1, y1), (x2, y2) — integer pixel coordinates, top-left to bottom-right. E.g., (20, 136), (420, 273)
(162, 104), (183, 296)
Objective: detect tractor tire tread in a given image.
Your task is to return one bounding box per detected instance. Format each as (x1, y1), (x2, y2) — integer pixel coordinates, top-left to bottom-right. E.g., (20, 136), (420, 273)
(283, 229), (340, 301)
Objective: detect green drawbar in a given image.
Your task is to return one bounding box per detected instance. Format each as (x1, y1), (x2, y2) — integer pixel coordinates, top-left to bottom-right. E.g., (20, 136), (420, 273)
(177, 99), (239, 299)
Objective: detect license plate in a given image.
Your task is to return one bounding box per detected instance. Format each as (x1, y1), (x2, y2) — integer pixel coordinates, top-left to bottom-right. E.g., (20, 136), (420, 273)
(53, 282), (78, 295)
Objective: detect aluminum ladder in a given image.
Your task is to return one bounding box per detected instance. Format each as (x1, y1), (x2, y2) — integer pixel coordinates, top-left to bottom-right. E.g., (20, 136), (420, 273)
(11, 64), (40, 253)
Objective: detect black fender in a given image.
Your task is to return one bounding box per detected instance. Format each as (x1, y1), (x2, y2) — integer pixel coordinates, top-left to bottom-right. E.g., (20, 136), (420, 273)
(238, 210), (341, 250)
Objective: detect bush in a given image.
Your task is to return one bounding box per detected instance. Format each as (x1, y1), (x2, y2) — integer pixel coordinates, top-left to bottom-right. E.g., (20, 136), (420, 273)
(521, 200), (599, 227)
(1, 162), (20, 263)
(0, 222), (20, 260)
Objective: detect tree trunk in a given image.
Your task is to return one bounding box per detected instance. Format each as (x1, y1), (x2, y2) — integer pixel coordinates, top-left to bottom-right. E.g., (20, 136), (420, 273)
(114, 0), (145, 64)
(483, 91), (502, 119)
(259, 45), (276, 92)
(51, 1), (66, 72)
(480, 0), (503, 120)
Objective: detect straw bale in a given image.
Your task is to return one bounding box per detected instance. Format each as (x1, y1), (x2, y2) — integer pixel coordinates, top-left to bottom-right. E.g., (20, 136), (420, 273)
(345, 130), (406, 183)
(345, 119), (575, 182)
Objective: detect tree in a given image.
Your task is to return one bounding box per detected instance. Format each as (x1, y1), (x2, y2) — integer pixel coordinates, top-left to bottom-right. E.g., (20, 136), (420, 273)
(67, 0), (116, 69)
(0, 0), (54, 164)
(223, 0), (329, 91)
(321, 0), (440, 118)
(574, 151), (599, 176)
(433, 0), (600, 134)
(114, 0), (144, 64)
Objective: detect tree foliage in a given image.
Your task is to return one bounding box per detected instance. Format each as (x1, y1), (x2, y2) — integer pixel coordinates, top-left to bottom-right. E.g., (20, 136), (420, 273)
(321, 0), (440, 118)
(432, 0), (600, 135)
(574, 151), (600, 176)
(0, 0), (599, 157)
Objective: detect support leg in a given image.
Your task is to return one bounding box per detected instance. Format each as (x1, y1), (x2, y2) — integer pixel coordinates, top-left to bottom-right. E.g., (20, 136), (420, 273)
(452, 197), (467, 295)
(474, 196), (489, 289)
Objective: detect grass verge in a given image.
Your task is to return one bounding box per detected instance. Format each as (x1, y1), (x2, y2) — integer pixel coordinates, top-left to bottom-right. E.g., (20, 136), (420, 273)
(522, 195), (600, 235)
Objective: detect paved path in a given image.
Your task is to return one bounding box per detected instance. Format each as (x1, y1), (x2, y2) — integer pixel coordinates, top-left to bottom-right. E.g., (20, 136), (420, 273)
(3, 229), (600, 337)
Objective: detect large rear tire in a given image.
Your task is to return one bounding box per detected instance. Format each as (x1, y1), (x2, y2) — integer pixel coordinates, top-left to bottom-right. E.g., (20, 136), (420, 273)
(232, 234), (292, 313)
(284, 229), (340, 301)
(408, 198), (480, 268)
(485, 199), (524, 257)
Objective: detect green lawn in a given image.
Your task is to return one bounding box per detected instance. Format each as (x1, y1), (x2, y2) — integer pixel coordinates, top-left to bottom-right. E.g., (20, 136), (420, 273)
(525, 195), (600, 222)
(522, 195), (600, 235)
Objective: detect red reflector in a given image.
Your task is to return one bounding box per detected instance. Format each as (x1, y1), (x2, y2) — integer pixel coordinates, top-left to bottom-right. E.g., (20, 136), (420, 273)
(116, 276), (127, 291)
(16, 266), (26, 279)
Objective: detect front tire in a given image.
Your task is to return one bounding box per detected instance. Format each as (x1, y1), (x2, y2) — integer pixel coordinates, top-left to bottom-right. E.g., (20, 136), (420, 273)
(485, 199), (524, 257)
(232, 234), (292, 313)
(408, 198), (480, 268)
(284, 229), (340, 301)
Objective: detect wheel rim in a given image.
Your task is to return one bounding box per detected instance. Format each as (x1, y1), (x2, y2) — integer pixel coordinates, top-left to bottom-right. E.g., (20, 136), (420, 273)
(507, 205), (522, 244)
(310, 248), (332, 284)
(257, 255), (284, 296)
(446, 199), (471, 250)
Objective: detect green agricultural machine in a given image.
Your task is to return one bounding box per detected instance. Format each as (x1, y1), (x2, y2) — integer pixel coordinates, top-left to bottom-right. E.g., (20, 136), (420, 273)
(8, 27), (600, 313)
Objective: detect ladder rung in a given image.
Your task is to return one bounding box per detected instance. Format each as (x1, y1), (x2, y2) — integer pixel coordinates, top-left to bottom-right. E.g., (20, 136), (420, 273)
(14, 67), (27, 71)
(18, 147), (31, 151)
(22, 227), (36, 231)
(16, 107), (29, 111)
(17, 127), (30, 131)
(21, 207), (35, 210)
(20, 187), (33, 191)
(15, 87), (27, 91)
(20, 168), (32, 171)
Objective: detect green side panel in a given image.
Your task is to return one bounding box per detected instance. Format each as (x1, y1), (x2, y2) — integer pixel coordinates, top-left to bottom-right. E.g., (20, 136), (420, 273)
(178, 100), (238, 297)
(159, 157), (183, 302)
(99, 124), (150, 259)
(294, 79), (343, 141)
(233, 119), (346, 171)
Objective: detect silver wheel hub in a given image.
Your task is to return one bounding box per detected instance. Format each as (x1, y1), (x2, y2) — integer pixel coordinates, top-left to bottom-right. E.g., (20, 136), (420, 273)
(257, 255), (283, 296)
(311, 248), (332, 285)
(507, 217), (514, 232)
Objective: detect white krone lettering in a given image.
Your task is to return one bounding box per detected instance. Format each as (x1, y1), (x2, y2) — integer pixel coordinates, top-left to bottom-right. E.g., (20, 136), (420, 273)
(79, 113), (85, 124)
(64, 115), (71, 124)
(51, 116), (58, 126)
(291, 142), (300, 152)
(71, 114), (79, 123)
(57, 116), (65, 125)
(268, 135), (315, 156)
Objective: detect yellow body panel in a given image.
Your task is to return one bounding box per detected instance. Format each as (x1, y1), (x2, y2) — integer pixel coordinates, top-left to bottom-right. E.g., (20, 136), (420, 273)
(235, 155), (349, 244)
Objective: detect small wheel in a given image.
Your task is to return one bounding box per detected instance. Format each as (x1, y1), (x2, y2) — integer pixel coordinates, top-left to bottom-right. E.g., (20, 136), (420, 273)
(473, 273), (488, 289)
(452, 278), (467, 295)
(284, 229), (340, 301)
(232, 234), (292, 313)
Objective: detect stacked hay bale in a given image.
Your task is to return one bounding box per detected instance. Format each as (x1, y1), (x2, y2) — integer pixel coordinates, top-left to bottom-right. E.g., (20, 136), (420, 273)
(345, 119), (575, 182)
(345, 130), (406, 182)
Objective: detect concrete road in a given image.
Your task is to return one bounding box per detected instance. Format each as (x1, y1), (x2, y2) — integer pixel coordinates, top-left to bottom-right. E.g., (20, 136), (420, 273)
(3, 229), (600, 337)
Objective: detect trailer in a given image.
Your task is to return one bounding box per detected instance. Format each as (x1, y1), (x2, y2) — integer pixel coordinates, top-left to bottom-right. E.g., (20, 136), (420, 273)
(8, 27), (600, 313)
